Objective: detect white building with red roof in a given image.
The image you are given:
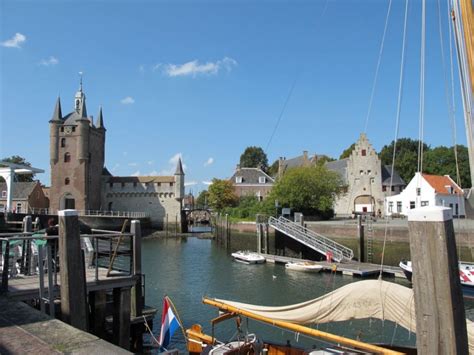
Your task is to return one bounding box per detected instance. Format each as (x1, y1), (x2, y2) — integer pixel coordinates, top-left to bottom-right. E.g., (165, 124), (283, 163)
(385, 172), (465, 217)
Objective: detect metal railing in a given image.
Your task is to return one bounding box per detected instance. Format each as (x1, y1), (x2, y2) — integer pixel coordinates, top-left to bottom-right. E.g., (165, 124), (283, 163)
(0, 230), (136, 293)
(23, 208), (149, 218)
(268, 216), (354, 262)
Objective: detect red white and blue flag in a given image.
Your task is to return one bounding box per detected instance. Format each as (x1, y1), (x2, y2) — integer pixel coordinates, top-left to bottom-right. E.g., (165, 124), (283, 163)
(158, 297), (181, 350)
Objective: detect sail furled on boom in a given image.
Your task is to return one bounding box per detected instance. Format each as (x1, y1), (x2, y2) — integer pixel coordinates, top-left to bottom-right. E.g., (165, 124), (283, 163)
(212, 279), (474, 353)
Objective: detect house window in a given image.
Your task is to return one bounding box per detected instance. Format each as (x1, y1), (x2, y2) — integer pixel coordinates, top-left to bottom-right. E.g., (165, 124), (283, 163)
(256, 191), (262, 201)
(109, 182), (114, 188)
(170, 182), (174, 187)
(1, 190), (6, 198)
(64, 152), (71, 162)
(61, 138), (66, 147)
(133, 182), (137, 188)
(416, 188), (421, 196)
(61, 127), (64, 132)
(421, 201), (429, 207)
(397, 201), (402, 212)
(391, 186), (395, 192)
(121, 182), (125, 188)
(65, 178), (70, 185)
(368, 170), (371, 175)
(382, 186), (387, 192)
(388, 202), (393, 213)
(236, 176), (243, 183)
(259, 176), (266, 184)
(359, 170), (363, 175)
(16, 203), (22, 213)
(361, 149), (366, 156)
(72, 127), (76, 132)
(410, 201), (415, 209)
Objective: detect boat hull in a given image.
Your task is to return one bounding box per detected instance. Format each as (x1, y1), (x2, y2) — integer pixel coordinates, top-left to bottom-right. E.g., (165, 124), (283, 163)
(285, 262), (323, 273)
(231, 251), (266, 264)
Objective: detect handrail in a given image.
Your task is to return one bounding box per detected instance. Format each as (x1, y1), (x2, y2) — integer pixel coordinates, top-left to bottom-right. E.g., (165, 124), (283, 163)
(268, 216), (354, 262)
(22, 207), (150, 218)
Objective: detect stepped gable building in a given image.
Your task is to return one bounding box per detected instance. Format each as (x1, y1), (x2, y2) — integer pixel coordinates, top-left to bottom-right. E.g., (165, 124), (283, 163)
(230, 166), (275, 201)
(276, 134), (405, 217)
(326, 133), (405, 217)
(48, 81), (184, 228)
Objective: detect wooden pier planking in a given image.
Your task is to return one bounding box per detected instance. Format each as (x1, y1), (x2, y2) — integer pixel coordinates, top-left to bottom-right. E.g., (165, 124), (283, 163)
(261, 253), (405, 278)
(5, 267), (138, 301)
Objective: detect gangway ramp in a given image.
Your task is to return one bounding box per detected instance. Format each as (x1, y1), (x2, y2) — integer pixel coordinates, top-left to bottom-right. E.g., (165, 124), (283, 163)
(268, 216), (354, 262)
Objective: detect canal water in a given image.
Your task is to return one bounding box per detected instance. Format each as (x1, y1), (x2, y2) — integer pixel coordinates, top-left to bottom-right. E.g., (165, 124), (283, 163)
(142, 235), (422, 352)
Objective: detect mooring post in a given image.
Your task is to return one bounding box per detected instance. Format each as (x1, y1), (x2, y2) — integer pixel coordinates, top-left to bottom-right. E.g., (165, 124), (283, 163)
(357, 215), (365, 263)
(113, 286), (131, 349)
(257, 223), (262, 253)
(58, 209), (88, 331)
(89, 290), (107, 338)
(408, 206), (468, 354)
(131, 220), (143, 317)
(22, 216), (32, 275)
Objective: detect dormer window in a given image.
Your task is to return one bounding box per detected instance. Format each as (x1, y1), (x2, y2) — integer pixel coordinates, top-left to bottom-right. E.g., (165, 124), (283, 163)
(259, 176), (266, 184)
(235, 176), (243, 183)
(1, 190), (6, 198)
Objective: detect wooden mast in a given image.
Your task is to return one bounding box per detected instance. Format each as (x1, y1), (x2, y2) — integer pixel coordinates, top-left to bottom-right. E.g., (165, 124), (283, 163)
(202, 297), (404, 355)
(455, 0), (474, 188)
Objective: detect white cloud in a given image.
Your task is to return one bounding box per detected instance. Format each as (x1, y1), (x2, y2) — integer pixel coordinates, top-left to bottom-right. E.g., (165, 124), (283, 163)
(157, 57), (237, 77)
(1, 33), (26, 48)
(204, 157), (214, 167)
(185, 181), (198, 187)
(202, 181), (213, 186)
(121, 96), (135, 105)
(157, 153), (187, 175)
(131, 170), (141, 176)
(39, 56), (59, 66)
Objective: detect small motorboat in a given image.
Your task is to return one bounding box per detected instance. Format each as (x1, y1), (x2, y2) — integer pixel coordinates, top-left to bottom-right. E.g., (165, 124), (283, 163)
(399, 260), (474, 298)
(231, 251), (266, 264)
(285, 261), (323, 273)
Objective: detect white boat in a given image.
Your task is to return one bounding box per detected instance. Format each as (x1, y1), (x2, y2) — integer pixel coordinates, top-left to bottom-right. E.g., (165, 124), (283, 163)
(400, 260), (474, 298)
(231, 251), (266, 264)
(285, 261), (323, 273)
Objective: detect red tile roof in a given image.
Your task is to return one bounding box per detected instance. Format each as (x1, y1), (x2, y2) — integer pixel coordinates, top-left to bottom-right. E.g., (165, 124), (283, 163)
(422, 174), (463, 195)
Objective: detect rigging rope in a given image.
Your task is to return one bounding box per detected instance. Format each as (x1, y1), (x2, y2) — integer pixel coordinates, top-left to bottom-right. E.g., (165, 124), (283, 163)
(364, 0), (393, 134)
(379, 0), (409, 275)
(417, 0), (427, 174)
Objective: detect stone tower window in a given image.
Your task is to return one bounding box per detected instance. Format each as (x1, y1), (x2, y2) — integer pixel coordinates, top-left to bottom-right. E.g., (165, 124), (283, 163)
(170, 182), (174, 187)
(361, 149), (366, 156)
(64, 152), (71, 163)
(61, 138), (66, 147)
(65, 178), (70, 185)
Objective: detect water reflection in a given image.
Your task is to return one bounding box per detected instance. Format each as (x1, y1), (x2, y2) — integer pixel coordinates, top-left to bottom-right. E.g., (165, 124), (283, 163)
(142, 236), (418, 352)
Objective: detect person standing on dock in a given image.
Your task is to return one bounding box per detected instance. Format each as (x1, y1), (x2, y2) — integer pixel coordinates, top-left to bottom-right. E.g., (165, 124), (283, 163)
(45, 218), (59, 269)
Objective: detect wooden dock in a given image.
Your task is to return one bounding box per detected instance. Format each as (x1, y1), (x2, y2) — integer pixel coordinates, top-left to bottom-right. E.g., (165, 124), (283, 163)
(5, 267), (138, 301)
(261, 254), (405, 278)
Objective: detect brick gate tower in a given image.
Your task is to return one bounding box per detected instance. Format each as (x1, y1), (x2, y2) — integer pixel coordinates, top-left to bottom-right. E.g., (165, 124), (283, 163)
(49, 79), (106, 212)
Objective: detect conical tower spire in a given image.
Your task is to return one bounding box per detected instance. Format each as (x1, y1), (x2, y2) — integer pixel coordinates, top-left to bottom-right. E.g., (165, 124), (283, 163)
(79, 95), (88, 118)
(96, 106), (105, 128)
(175, 158), (184, 175)
(51, 96), (63, 121)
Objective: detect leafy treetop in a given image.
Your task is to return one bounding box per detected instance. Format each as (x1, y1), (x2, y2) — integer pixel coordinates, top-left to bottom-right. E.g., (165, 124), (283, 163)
(207, 178), (238, 211)
(0, 155), (35, 182)
(239, 146), (268, 172)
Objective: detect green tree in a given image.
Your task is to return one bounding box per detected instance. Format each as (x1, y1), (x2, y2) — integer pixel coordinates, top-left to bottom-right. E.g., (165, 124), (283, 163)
(239, 146), (268, 171)
(0, 155), (35, 182)
(424, 145), (471, 188)
(267, 159), (279, 177)
(316, 155), (335, 166)
(339, 143), (355, 159)
(379, 138), (430, 184)
(196, 190), (209, 208)
(208, 179), (238, 211)
(269, 165), (343, 219)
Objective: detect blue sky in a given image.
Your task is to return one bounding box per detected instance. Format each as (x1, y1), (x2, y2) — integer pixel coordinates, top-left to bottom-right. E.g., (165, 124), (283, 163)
(0, 0), (467, 193)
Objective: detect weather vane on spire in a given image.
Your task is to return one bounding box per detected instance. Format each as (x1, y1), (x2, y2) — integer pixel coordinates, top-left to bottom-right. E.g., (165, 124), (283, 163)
(79, 71), (83, 91)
